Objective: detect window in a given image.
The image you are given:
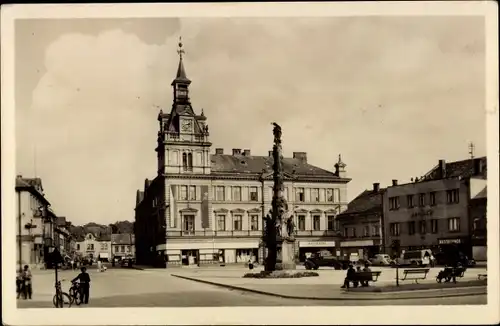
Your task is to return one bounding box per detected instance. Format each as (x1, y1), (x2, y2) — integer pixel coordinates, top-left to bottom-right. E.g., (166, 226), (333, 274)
(250, 215), (259, 230)
(283, 187), (288, 200)
(217, 215), (226, 231)
(431, 219), (439, 233)
(183, 215), (195, 233)
(419, 220), (426, 234)
(313, 215), (321, 231)
(100, 242), (108, 250)
(326, 189), (334, 202)
(327, 216), (335, 230)
(215, 186), (225, 201)
(334, 188), (341, 203)
(372, 224), (380, 236)
(390, 223), (400, 236)
(298, 215), (306, 231)
(408, 221), (416, 235)
(343, 227), (348, 237)
(344, 227), (356, 237)
(429, 192), (436, 205)
(189, 186), (196, 200)
(389, 196), (400, 210)
(446, 189), (459, 204)
(187, 153), (193, 171)
(180, 186), (188, 200)
(363, 225), (370, 237)
(232, 186), (242, 201)
(76, 244), (80, 250)
(351, 227), (357, 237)
(311, 188), (320, 202)
(170, 151), (178, 165)
(182, 153), (187, 171)
(448, 217), (460, 232)
(296, 188), (305, 202)
(418, 193), (426, 207)
(86, 244), (94, 251)
(120, 245), (125, 252)
(250, 187), (258, 201)
(407, 195), (414, 208)
(233, 215), (243, 231)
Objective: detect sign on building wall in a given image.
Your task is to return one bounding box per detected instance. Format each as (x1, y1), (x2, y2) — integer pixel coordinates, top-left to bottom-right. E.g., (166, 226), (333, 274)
(438, 238), (462, 245)
(299, 241), (336, 248)
(201, 185), (209, 228)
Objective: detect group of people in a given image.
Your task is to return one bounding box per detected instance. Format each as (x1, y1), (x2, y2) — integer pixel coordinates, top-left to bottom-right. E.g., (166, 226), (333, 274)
(341, 262), (372, 289)
(16, 265), (33, 300)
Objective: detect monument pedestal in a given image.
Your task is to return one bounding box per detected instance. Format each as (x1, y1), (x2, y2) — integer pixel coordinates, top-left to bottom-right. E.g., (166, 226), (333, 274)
(275, 238), (297, 270)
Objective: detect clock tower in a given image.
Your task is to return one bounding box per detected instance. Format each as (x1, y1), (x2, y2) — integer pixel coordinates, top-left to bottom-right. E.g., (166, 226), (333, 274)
(156, 38), (212, 175)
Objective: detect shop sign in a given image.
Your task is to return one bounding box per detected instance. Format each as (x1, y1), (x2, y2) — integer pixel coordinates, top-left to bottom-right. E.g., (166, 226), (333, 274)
(438, 238), (462, 245)
(300, 241), (335, 248)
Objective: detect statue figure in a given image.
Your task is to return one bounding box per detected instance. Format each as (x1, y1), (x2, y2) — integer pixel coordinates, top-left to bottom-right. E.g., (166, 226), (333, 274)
(272, 122), (282, 144)
(286, 215), (295, 237)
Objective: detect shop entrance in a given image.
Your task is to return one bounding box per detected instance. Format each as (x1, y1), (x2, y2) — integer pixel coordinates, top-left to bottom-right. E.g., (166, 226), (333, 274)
(181, 250), (199, 266)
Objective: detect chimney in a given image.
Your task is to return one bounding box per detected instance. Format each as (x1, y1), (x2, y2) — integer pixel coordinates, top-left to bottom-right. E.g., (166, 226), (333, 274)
(243, 149), (251, 156)
(232, 148), (242, 156)
(473, 158), (482, 175)
(268, 150), (273, 157)
(392, 179), (398, 186)
(373, 183), (380, 193)
(438, 159), (446, 179)
(215, 148), (224, 155)
(293, 152), (308, 164)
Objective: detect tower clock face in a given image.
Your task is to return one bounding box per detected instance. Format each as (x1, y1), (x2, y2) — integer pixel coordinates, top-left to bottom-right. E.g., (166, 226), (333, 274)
(181, 119), (192, 132)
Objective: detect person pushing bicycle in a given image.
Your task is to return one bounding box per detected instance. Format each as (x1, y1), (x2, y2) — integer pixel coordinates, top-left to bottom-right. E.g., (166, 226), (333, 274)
(71, 267), (91, 304)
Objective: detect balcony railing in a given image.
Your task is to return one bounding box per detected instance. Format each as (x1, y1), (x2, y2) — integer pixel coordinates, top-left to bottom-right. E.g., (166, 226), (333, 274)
(167, 230), (263, 237)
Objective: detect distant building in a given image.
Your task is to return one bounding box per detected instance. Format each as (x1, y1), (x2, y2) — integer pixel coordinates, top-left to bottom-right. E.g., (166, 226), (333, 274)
(75, 232), (112, 262)
(111, 233), (135, 260)
(15, 175), (56, 269)
(383, 157), (487, 259)
(54, 216), (73, 258)
(134, 42), (351, 267)
(336, 183), (385, 261)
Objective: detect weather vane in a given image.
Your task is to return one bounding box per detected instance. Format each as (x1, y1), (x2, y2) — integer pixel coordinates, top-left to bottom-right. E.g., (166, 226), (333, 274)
(177, 36), (185, 59)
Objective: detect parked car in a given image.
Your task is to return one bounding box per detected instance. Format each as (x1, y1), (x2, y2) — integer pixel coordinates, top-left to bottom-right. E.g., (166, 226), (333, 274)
(120, 256), (135, 267)
(370, 254), (393, 266)
(304, 250), (349, 270)
(395, 249), (435, 267)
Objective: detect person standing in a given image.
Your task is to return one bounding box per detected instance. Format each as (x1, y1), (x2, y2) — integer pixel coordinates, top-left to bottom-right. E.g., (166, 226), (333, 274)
(22, 265), (33, 300)
(72, 267), (91, 304)
(16, 268), (24, 299)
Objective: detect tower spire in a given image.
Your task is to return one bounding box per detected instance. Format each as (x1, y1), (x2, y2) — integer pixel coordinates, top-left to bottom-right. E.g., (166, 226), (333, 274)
(173, 36), (190, 83)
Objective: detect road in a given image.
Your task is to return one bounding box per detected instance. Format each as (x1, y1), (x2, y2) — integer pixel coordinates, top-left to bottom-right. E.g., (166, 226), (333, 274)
(17, 268), (486, 308)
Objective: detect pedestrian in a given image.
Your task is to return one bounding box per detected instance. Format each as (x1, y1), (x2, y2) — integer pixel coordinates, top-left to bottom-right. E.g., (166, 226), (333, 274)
(22, 265), (33, 300)
(341, 264), (356, 289)
(362, 262), (372, 287)
(72, 267), (91, 304)
(16, 268), (24, 299)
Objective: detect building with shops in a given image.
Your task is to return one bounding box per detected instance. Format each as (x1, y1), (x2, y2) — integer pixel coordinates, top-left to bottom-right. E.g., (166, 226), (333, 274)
(383, 157), (487, 259)
(336, 183), (385, 261)
(15, 175), (58, 269)
(134, 42), (350, 267)
(111, 233), (135, 260)
(75, 233), (112, 262)
(54, 216), (74, 259)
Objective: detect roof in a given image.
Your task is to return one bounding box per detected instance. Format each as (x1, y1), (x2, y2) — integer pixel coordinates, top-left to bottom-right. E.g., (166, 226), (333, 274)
(111, 233), (135, 245)
(210, 154), (340, 178)
(424, 157), (487, 180)
(97, 234), (111, 241)
(338, 188), (386, 217)
(172, 57), (191, 85)
(15, 176), (50, 205)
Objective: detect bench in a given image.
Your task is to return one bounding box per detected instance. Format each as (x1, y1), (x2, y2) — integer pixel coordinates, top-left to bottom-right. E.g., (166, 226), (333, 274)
(399, 268), (430, 284)
(478, 273), (487, 280)
(353, 271), (382, 283)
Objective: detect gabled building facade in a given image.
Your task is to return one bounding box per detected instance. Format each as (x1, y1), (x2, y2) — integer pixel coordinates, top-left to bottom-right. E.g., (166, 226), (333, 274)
(383, 157), (487, 259)
(111, 233), (135, 260)
(135, 42), (351, 267)
(75, 232), (112, 262)
(336, 183), (385, 261)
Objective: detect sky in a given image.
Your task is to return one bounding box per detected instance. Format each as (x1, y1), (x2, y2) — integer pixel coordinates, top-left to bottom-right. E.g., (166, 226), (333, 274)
(15, 16), (486, 226)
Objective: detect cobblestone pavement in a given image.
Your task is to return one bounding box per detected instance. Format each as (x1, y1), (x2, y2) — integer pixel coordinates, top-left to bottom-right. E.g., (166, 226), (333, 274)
(16, 268), (486, 308)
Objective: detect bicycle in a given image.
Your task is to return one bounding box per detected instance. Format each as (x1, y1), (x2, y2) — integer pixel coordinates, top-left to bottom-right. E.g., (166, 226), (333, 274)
(52, 279), (72, 308)
(68, 281), (82, 305)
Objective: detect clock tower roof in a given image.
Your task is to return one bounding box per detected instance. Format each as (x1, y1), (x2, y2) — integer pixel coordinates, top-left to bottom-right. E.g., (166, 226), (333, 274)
(171, 37), (191, 86)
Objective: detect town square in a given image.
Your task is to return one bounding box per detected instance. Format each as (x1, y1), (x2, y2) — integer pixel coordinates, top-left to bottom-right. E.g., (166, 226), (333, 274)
(2, 3), (498, 326)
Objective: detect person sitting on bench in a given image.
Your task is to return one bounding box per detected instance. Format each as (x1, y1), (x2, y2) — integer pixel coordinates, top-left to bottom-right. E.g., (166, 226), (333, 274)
(361, 262), (372, 287)
(341, 264), (356, 289)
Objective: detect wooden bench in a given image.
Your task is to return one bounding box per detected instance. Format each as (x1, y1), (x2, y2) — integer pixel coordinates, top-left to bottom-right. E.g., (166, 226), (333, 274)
(399, 268), (430, 284)
(353, 271), (382, 283)
(478, 273), (487, 280)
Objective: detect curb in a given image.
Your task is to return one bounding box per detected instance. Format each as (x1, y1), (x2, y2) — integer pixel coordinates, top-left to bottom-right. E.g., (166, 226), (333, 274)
(172, 274), (486, 301)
